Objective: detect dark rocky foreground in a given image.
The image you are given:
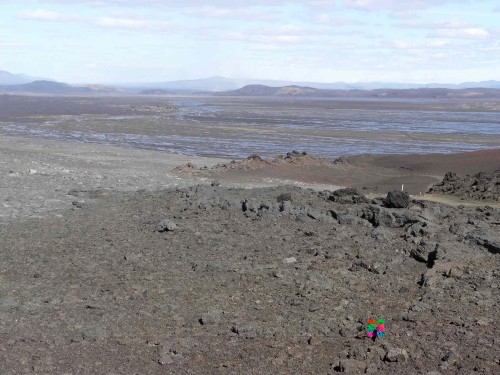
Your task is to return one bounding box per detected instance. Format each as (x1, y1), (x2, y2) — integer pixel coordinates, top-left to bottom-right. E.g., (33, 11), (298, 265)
(0, 185), (499, 374)
(429, 170), (500, 202)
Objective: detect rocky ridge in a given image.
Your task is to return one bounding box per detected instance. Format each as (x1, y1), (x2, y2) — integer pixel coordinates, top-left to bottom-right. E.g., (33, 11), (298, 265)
(429, 170), (500, 201)
(174, 151), (344, 175)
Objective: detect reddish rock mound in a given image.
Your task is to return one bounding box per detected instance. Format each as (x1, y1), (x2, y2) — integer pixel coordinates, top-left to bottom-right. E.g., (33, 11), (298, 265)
(428, 170), (500, 201)
(174, 151), (335, 174)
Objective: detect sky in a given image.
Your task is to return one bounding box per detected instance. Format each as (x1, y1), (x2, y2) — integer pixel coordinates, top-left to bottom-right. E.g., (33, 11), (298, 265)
(1, 0), (500, 84)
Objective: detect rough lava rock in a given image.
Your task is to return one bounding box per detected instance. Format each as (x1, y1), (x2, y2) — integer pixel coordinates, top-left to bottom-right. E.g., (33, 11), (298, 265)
(0, 184), (499, 374)
(329, 187), (369, 204)
(385, 190), (411, 208)
(429, 170), (500, 201)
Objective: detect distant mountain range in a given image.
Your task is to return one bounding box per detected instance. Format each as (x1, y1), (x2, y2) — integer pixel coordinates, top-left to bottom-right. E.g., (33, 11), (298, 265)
(0, 70), (49, 85)
(217, 84), (500, 99)
(121, 76), (500, 92)
(0, 80), (117, 94)
(1, 69), (500, 95)
(2, 80), (500, 99)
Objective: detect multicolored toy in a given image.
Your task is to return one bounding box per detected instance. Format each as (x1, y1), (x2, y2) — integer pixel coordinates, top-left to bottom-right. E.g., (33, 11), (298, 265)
(367, 319), (385, 338)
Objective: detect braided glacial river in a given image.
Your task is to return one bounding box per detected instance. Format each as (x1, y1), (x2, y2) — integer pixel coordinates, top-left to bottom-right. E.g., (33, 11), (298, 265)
(1, 96), (499, 159)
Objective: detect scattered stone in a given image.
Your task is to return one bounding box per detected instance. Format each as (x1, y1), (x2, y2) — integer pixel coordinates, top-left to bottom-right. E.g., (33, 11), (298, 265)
(362, 205), (395, 227)
(333, 359), (367, 373)
(231, 323), (258, 338)
(279, 200), (292, 213)
(1, 179), (499, 373)
(384, 348), (408, 363)
(277, 193), (292, 203)
(409, 301), (430, 312)
(337, 214), (360, 225)
(475, 318), (491, 326)
(429, 170), (500, 201)
(272, 270), (283, 278)
(385, 191), (411, 208)
(242, 199), (255, 212)
(158, 352), (174, 365)
(307, 336), (320, 346)
(0, 297), (18, 309)
(329, 188), (369, 204)
(407, 221), (434, 238)
(466, 228), (500, 254)
(72, 201), (85, 209)
(410, 240), (438, 264)
(155, 219), (177, 232)
(199, 309), (223, 325)
(440, 349), (461, 369)
(371, 227), (390, 240)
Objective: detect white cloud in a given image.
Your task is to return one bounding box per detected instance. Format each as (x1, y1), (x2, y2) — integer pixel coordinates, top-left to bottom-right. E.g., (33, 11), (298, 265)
(395, 19), (472, 29)
(343, 0), (470, 11)
(91, 15), (177, 32)
(183, 5), (275, 21)
(18, 9), (63, 21)
(16, 7), (177, 32)
(96, 17), (147, 29)
(225, 32), (305, 45)
(436, 19), (471, 29)
(0, 40), (30, 47)
(314, 13), (363, 26)
(430, 27), (490, 39)
(395, 18), (493, 40)
(388, 10), (419, 19)
(344, 0), (375, 9)
(249, 44), (280, 51)
(6, 0), (499, 83)
(220, 22), (344, 47)
(428, 40), (452, 48)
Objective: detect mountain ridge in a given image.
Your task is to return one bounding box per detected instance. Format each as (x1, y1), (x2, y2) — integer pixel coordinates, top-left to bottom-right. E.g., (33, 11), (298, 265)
(118, 76), (500, 92)
(0, 70), (49, 85)
(216, 84), (500, 99)
(0, 80), (117, 94)
(1, 68), (500, 94)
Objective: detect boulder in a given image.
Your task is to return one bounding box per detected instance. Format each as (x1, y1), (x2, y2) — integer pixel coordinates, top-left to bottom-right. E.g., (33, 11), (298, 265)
(410, 240), (438, 264)
(329, 188), (369, 204)
(362, 205), (394, 227)
(466, 228), (500, 254)
(385, 191), (411, 208)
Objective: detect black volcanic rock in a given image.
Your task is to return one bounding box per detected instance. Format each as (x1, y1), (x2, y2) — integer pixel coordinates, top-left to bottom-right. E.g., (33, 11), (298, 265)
(329, 188), (369, 204)
(385, 191), (411, 208)
(429, 170), (500, 201)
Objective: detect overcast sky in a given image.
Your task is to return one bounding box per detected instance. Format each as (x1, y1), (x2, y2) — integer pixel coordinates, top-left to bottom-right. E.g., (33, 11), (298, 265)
(2, 0), (499, 83)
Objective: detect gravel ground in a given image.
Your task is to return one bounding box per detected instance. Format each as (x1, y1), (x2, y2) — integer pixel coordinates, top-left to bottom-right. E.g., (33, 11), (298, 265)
(0, 135), (226, 227)
(0, 182), (499, 374)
